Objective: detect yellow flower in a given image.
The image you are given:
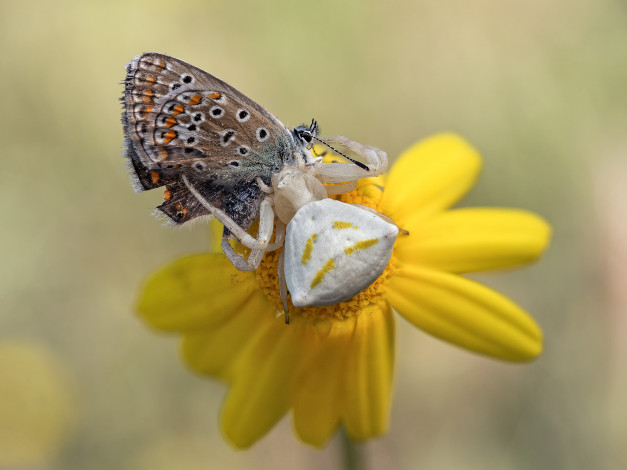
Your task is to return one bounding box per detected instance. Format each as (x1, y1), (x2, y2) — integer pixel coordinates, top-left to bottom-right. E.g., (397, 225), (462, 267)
(137, 133), (551, 448)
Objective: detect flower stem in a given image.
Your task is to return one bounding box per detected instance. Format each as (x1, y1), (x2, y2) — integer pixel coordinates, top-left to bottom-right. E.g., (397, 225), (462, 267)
(340, 428), (365, 470)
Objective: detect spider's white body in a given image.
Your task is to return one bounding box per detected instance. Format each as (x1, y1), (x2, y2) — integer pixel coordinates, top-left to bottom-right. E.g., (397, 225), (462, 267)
(183, 135), (393, 316)
(284, 199), (398, 307)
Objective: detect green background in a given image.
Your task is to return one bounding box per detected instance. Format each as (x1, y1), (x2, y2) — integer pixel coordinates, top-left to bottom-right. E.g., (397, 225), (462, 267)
(1, 0), (625, 468)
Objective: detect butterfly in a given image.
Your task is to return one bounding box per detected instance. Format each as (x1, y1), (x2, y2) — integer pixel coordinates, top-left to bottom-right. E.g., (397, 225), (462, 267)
(122, 53), (394, 320)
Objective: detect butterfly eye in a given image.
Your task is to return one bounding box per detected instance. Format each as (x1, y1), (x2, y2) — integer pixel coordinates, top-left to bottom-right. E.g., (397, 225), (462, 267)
(301, 131), (312, 143)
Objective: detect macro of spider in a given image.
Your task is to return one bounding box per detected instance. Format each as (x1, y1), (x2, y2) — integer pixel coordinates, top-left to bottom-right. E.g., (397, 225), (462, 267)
(122, 53), (398, 321)
(180, 124), (398, 321)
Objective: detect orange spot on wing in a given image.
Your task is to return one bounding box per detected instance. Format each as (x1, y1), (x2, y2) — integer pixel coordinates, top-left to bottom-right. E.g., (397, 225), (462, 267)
(145, 104), (154, 114)
(158, 148), (168, 161)
(171, 104), (184, 115)
(142, 90), (154, 103)
(163, 130), (177, 144)
(165, 116), (177, 127)
(154, 58), (166, 70)
(182, 208), (188, 216)
(164, 189), (171, 201)
(175, 203), (183, 211)
(188, 94), (202, 105)
(208, 92), (221, 100)
(150, 171), (160, 184)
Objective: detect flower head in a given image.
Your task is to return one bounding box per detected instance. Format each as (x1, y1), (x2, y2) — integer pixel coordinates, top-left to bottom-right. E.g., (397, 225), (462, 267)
(137, 133), (551, 448)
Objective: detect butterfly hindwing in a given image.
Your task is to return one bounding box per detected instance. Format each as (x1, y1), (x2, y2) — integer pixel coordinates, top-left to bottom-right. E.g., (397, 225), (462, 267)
(156, 176), (263, 228)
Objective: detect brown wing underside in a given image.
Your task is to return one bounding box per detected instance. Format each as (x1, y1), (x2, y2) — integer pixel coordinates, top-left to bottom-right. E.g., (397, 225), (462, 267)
(122, 52), (293, 226)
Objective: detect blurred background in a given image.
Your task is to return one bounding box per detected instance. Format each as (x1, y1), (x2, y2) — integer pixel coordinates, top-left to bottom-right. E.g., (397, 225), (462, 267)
(1, 0), (626, 468)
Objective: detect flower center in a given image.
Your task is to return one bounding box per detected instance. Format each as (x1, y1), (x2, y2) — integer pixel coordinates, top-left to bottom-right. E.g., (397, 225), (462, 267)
(255, 180), (396, 322)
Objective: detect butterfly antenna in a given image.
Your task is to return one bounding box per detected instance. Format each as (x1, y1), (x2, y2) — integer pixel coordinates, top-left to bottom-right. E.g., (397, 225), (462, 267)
(312, 136), (369, 171)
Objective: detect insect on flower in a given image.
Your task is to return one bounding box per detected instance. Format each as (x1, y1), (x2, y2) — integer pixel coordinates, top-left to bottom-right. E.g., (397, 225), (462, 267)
(122, 53), (399, 320)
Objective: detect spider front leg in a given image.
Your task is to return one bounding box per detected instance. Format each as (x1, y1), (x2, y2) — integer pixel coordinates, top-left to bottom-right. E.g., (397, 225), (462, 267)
(219, 196), (275, 270)
(266, 219), (286, 251)
(224, 218), (285, 271)
(324, 180), (357, 195)
(311, 136), (388, 184)
(182, 175), (275, 270)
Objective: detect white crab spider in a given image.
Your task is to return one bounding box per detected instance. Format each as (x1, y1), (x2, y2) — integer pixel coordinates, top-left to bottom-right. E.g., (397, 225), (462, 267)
(182, 128), (396, 321)
(282, 198), (399, 308)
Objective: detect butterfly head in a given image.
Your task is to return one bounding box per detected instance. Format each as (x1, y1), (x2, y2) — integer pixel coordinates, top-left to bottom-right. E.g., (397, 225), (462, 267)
(293, 119), (320, 146)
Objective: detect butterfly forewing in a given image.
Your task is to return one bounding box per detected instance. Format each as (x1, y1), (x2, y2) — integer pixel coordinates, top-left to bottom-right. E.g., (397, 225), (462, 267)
(124, 53), (292, 180)
(122, 52), (295, 225)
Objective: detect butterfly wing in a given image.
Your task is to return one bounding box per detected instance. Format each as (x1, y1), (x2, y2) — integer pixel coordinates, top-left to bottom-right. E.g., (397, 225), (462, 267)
(122, 52), (295, 225)
(155, 177), (263, 228)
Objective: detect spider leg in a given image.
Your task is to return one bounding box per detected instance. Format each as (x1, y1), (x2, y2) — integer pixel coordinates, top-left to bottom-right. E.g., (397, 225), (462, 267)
(266, 219), (286, 251)
(221, 233), (257, 271)
(278, 247), (289, 324)
(311, 136), (388, 184)
(219, 196), (275, 270)
(324, 180), (358, 195)
(182, 174), (274, 251)
(325, 135), (388, 172)
(256, 177), (273, 194)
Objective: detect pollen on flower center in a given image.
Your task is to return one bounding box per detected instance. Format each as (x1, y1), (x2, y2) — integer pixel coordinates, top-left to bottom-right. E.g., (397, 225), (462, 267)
(255, 182), (396, 322)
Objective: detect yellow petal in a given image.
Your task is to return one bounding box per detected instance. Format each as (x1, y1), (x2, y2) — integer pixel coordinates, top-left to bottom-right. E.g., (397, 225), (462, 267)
(387, 265), (542, 361)
(220, 318), (310, 449)
(396, 208), (552, 273)
(381, 134), (481, 222)
(208, 219), (223, 253)
(181, 290), (275, 381)
(291, 318), (356, 447)
(341, 303), (395, 441)
(136, 254), (256, 332)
